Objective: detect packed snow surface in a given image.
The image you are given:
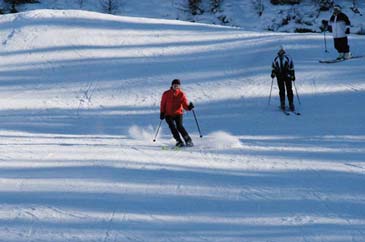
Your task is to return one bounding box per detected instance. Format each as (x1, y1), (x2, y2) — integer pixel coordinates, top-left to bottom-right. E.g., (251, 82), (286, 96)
(0, 10), (364, 242)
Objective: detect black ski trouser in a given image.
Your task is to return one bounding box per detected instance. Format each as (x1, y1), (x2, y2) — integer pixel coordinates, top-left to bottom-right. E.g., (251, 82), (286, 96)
(334, 37), (350, 53)
(165, 115), (191, 143)
(277, 78), (294, 107)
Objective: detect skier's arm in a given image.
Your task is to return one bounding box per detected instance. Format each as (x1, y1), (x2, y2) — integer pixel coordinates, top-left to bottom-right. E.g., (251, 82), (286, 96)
(181, 93), (190, 111)
(160, 92), (167, 118)
(271, 62), (276, 78)
(342, 13), (351, 26)
(289, 58), (295, 81)
(328, 16), (334, 32)
(343, 14), (351, 34)
(321, 20), (329, 32)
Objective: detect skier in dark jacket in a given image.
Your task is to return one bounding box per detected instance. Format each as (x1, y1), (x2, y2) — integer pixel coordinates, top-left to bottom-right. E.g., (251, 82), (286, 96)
(326, 5), (352, 60)
(160, 79), (194, 147)
(271, 46), (296, 111)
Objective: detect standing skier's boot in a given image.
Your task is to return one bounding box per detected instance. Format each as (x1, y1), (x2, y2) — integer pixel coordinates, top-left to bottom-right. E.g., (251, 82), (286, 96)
(344, 52), (352, 59)
(280, 102), (286, 111)
(336, 52), (345, 60)
(289, 103), (295, 112)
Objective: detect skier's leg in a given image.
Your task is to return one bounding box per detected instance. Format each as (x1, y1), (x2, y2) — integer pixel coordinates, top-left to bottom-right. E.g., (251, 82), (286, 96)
(342, 37), (351, 59)
(343, 37), (350, 53)
(285, 79), (295, 111)
(334, 38), (340, 52)
(277, 78), (286, 109)
(165, 116), (183, 144)
(334, 38), (344, 59)
(175, 115), (193, 146)
(336, 37), (349, 53)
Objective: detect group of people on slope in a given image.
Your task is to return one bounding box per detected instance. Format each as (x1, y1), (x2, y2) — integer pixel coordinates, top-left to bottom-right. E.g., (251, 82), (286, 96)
(160, 5), (352, 147)
(271, 4), (352, 112)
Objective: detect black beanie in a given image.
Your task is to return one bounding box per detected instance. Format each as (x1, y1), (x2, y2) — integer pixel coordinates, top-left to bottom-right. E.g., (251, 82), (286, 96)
(171, 79), (181, 85)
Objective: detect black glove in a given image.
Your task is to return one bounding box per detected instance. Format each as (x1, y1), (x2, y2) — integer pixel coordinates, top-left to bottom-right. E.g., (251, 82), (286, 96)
(345, 28), (350, 34)
(160, 112), (165, 120)
(271, 72), (275, 79)
(291, 75), (295, 81)
(320, 20), (328, 32)
(188, 102), (194, 110)
(321, 20), (328, 27)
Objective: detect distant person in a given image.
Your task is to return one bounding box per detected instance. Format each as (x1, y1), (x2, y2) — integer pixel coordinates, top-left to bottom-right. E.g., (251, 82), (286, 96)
(160, 79), (194, 147)
(323, 5), (352, 60)
(271, 46), (296, 112)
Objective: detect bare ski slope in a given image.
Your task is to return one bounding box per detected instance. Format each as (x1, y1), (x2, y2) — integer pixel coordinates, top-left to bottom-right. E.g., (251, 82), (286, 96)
(0, 10), (364, 242)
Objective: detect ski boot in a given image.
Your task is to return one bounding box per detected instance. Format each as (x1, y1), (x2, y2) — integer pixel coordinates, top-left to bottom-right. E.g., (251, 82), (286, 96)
(289, 103), (295, 112)
(344, 52), (352, 60)
(183, 136), (194, 147)
(185, 140), (194, 147)
(176, 141), (185, 147)
(336, 53), (345, 60)
(280, 103), (286, 111)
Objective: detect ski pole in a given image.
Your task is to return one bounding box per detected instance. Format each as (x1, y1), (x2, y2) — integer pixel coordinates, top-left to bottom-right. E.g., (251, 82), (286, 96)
(293, 81), (301, 105)
(152, 119), (163, 142)
(323, 31), (328, 53)
(268, 78), (274, 105)
(192, 109), (203, 138)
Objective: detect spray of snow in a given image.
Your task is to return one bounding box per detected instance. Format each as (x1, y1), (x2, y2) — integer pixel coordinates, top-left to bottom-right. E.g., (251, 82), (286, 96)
(128, 125), (158, 141)
(199, 131), (242, 149)
(128, 126), (241, 149)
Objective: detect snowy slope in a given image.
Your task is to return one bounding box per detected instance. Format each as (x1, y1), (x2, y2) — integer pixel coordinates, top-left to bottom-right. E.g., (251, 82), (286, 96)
(0, 9), (365, 242)
(4, 0), (365, 34)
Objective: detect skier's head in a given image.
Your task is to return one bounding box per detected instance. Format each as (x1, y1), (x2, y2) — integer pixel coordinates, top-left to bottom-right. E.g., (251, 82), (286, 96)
(278, 46), (285, 56)
(333, 5), (341, 14)
(171, 79), (181, 89)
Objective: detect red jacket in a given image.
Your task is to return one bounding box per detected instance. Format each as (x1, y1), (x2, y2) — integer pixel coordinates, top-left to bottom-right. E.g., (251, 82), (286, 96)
(160, 88), (189, 116)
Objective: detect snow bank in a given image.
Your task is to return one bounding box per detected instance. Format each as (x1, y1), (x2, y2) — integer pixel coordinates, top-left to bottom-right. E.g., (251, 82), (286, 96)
(4, 0), (365, 34)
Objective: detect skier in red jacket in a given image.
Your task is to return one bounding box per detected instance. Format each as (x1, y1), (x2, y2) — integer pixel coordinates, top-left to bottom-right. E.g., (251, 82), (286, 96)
(160, 79), (194, 147)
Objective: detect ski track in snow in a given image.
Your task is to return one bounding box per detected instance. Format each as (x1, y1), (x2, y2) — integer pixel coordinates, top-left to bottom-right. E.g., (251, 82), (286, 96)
(0, 9), (364, 242)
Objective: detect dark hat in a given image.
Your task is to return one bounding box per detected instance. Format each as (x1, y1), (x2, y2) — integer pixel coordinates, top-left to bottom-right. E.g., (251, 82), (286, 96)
(334, 5), (341, 12)
(171, 79), (181, 85)
(278, 46), (285, 56)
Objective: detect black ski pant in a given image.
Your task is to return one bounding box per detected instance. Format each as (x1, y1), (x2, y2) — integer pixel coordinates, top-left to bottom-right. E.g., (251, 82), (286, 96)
(277, 78), (294, 107)
(334, 37), (350, 53)
(165, 115), (191, 143)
